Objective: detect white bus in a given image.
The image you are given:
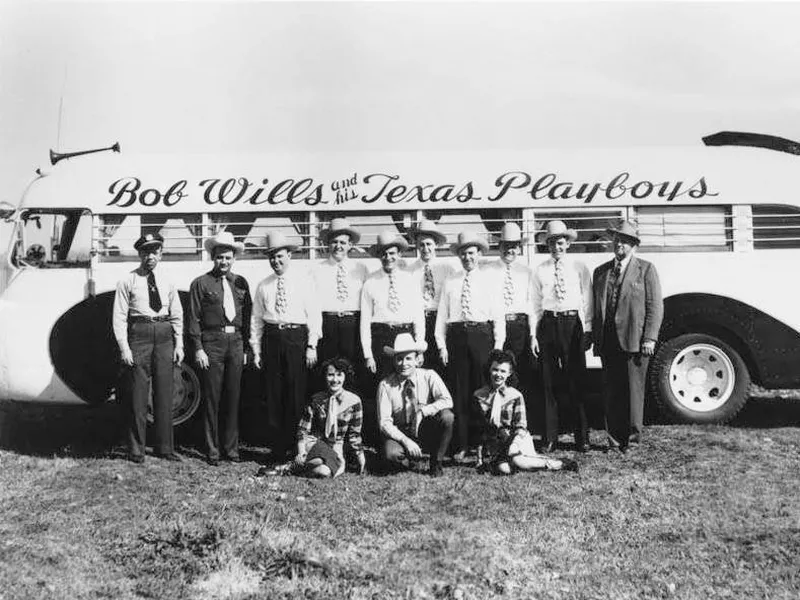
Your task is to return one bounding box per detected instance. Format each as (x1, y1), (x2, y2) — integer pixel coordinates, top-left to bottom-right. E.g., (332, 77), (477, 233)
(2, 135), (799, 427)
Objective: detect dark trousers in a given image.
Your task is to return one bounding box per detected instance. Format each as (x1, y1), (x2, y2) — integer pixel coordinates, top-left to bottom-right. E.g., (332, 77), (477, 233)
(318, 311), (369, 404)
(381, 409), (455, 467)
(422, 311), (446, 377)
(600, 321), (649, 449)
(262, 325), (308, 458)
(446, 322), (493, 453)
(503, 316), (537, 432)
(537, 314), (588, 446)
(201, 331), (243, 460)
(124, 321), (174, 457)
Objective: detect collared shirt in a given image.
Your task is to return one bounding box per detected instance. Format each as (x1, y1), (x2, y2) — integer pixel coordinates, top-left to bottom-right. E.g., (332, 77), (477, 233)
(485, 259), (535, 318)
(377, 368), (453, 442)
(188, 270), (252, 352)
(250, 267), (322, 354)
(473, 384), (527, 435)
(434, 267), (506, 351)
(314, 257), (370, 312)
(360, 269), (425, 360)
(532, 255), (593, 333)
(113, 267), (183, 354)
(297, 389), (364, 471)
(405, 258), (457, 312)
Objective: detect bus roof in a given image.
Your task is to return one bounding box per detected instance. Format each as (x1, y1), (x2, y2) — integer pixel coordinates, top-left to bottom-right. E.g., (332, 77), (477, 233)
(18, 146), (800, 214)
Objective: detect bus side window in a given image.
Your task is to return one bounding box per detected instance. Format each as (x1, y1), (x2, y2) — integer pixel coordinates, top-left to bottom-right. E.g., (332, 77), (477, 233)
(96, 214), (202, 262)
(423, 209), (522, 257)
(532, 211), (623, 253)
(210, 213), (310, 260)
(636, 206), (733, 252)
(751, 205), (800, 250)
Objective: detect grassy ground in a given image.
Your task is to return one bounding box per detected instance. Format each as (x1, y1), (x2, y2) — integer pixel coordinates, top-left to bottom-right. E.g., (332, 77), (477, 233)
(1, 398), (799, 600)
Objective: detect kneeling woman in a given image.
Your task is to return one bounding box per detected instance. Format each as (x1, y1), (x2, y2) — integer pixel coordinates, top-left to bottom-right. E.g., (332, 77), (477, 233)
(294, 357), (367, 478)
(474, 349), (576, 475)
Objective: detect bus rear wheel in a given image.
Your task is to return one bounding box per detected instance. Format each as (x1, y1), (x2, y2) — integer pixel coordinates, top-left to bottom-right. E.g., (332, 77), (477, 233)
(146, 362), (202, 427)
(650, 333), (749, 424)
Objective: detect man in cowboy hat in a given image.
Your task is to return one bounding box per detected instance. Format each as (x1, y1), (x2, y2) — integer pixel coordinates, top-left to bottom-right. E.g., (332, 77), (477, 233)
(112, 232), (184, 463)
(251, 232), (321, 461)
(377, 333), (454, 477)
(313, 217), (370, 384)
(188, 231), (252, 466)
(435, 231), (505, 461)
(405, 219), (455, 377)
(486, 222), (537, 417)
(532, 220), (593, 453)
(592, 221), (663, 453)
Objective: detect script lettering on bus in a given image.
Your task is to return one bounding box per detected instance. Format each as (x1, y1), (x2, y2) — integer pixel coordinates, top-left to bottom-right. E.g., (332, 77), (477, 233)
(489, 171), (719, 203)
(199, 177), (325, 207)
(360, 173), (481, 204)
(107, 178), (189, 208)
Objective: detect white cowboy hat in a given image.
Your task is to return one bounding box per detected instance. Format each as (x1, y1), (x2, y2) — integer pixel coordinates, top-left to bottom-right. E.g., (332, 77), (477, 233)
(264, 231), (299, 256)
(383, 332), (428, 356)
(320, 217), (361, 245)
(537, 220), (578, 244)
(204, 231), (245, 256)
(606, 220), (641, 245)
(494, 222), (529, 245)
(368, 230), (409, 257)
(450, 231), (489, 255)
(409, 219), (447, 245)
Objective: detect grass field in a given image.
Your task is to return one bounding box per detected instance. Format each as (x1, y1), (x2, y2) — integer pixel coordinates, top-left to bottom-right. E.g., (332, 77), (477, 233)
(1, 397), (799, 600)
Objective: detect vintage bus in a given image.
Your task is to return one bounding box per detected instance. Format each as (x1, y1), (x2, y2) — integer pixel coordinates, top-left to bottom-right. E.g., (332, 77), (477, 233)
(1, 135), (799, 428)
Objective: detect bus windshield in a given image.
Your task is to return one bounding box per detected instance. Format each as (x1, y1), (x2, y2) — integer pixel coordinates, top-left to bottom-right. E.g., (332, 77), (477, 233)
(12, 209), (92, 269)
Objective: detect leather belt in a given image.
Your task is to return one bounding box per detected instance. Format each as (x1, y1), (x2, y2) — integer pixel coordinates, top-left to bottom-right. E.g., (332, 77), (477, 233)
(450, 321), (491, 329)
(425, 309), (438, 315)
(505, 313), (528, 322)
(323, 311), (359, 318)
(129, 315), (170, 323)
(372, 322), (412, 330)
(265, 322), (306, 330)
(544, 310), (579, 318)
(204, 325), (238, 333)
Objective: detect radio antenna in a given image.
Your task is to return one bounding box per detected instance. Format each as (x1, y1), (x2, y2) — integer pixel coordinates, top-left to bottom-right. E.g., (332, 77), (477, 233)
(56, 64), (68, 151)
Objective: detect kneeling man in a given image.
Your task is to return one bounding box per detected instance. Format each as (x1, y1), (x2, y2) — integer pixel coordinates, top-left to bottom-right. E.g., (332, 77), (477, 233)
(377, 333), (454, 477)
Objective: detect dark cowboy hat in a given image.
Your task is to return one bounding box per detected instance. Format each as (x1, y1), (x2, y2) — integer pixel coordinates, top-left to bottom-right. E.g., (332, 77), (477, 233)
(606, 221), (641, 245)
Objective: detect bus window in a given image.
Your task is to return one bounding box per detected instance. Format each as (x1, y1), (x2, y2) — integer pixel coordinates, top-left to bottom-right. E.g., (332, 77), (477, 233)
(751, 205), (800, 249)
(317, 212), (415, 258)
(532, 210), (623, 254)
(96, 214), (202, 261)
(637, 206), (733, 252)
(423, 209), (521, 256)
(211, 213), (310, 260)
(13, 209), (92, 269)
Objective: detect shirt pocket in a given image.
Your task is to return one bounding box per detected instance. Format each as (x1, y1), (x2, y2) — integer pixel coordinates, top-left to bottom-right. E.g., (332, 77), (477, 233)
(202, 290), (220, 305)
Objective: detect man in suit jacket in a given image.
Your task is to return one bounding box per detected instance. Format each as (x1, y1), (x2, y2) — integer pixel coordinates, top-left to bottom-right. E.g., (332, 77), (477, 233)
(592, 221), (663, 453)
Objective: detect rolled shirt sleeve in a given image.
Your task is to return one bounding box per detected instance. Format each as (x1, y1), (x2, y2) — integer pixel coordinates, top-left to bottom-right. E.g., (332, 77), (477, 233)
(112, 277), (132, 355)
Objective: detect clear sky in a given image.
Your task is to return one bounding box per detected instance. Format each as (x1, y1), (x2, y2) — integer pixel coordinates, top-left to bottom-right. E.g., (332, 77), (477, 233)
(1, 0), (800, 198)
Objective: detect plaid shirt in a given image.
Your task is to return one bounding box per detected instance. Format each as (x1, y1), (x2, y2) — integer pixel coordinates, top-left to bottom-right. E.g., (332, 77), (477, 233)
(473, 385), (527, 446)
(297, 390), (364, 459)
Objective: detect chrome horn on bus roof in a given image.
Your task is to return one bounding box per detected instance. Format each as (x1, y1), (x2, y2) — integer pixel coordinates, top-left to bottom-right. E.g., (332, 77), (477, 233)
(703, 131), (800, 156)
(49, 141), (121, 166)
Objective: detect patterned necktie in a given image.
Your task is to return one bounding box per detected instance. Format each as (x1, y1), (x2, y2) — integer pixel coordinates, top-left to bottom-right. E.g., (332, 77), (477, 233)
(460, 271), (473, 320)
(423, 263), (435, 303)
(403, 379), (421, 436)
(222, 277), (236, 322)
(606, 261), (622, 314)
(554, 258), (567, 303)
(147, 271), (162, 312)
(325, 394), (339, 439)
(489, 386), (506, 428)
(503, 264), (515, 310)
(388, 271), (400, 313)
(336, 263), (348, 302)
(276, 275), (287, 316)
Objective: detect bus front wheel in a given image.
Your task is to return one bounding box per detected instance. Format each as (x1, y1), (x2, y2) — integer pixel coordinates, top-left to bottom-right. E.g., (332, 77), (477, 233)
(650, 333), (750, 424)
(146, 362), (203, 427)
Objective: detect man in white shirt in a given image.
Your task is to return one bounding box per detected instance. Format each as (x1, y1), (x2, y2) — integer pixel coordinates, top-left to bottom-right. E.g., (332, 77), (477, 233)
(405, 219), (455, 377)
(377, 333), (454, 477)
(532, 220), (593, 453)
(486, 223), (537, 428)
(251, 232), (321, 461)
(435, 231), (505, 461)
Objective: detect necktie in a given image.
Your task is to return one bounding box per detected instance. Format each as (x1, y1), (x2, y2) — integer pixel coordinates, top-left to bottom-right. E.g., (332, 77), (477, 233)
(460, 271), (473, 320)
(606, 261), (622, 314)
(336, 263), (348, 302)
(222, 277), (236, 322)
(554, 259), (567, 303)
(388, 272), (400, 313)
(503, 264), (515, 310)
(489, 386), (506, 428)
(423, 263), (435, 303)
(147, 271), (162, 313)
(402, 379), (421, 436)
(276, 276), (287, 316)
(325, 394), (339, 439)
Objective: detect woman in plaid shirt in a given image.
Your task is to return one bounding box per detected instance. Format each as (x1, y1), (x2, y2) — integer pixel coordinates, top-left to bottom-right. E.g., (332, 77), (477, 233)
(474, 349), (576, 475)
(294, 357), (367, 478)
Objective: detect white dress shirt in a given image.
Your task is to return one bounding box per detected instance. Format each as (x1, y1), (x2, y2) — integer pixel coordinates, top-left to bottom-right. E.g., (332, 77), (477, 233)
(314, 257), (369, 313)
(434, 266), (506, 351)
(360, 269), (425, 360)
(405, 258), (456, 312)
(532, 255), (593, 333)
(250, 267), (322, 355)
(485, 259), (535, 318)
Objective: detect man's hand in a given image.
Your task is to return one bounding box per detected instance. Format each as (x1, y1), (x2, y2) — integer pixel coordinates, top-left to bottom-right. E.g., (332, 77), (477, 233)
(365, 357), (377, 374)
(439, 348), (449, 366)
(356, 452), (367, 475)
(306, 347), (318, 369)
(641, 340), (656, 356)
(581, 332), (593, 353)
(403, 437), (423, 459)
(120, 347), (134, 367)
(195, 349), (210, 370)
(174, 347), (184, 364)
(531, 337), (540, 358)
(253, 353), (262, 370)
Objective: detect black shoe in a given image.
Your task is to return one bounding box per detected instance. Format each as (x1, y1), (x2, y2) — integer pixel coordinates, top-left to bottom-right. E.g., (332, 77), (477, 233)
(159, 453), (183, 462)
(541, 441), (557, 454)
(561, 458), (579, 472)
(429, 462), (444, 478)
(226, 455), (242, 463)
(207, 457), (220, 467)
(129, 454), (145, 464)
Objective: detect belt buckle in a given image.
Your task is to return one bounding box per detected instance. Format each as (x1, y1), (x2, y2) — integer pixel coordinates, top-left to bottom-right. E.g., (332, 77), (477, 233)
(337, 311), (349, 318)
(278, 323), (288, 330)
(223, 325), (235, 333)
